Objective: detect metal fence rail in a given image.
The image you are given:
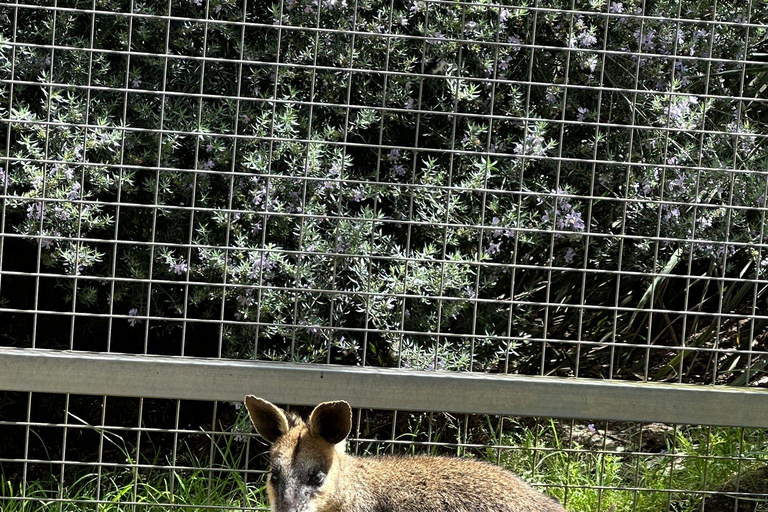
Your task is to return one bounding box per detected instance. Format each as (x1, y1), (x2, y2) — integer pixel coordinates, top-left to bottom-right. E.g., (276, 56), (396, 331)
(2, 347), (768, 428)
(1, 0), (768, 510)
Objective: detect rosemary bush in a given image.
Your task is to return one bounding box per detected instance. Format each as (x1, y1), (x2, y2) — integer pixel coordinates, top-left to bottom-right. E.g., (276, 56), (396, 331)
(1, 0), (767, 383)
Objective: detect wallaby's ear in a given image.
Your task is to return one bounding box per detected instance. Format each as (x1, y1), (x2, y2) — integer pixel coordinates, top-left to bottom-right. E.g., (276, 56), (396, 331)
(308, 400), (352, 445)
(244, 396), (290, 444)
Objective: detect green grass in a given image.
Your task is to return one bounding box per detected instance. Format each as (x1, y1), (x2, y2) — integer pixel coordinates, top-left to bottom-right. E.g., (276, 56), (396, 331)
(492, 420), (768, 512)
(1, 415), (766, 512)
(0, 427), (269, 512)
(1, 468), (268, 512)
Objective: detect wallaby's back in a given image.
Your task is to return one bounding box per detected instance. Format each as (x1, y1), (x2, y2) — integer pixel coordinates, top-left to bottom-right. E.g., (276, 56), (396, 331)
(339, 455), (564, 512)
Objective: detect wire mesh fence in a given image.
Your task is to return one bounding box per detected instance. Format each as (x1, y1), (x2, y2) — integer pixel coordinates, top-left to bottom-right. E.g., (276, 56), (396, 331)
(2, 392), (768, 512)
(1, 0), (767, 510)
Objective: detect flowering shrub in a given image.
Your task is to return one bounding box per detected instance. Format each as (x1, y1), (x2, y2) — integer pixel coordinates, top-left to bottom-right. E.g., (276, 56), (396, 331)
(1, 0), (766, 382)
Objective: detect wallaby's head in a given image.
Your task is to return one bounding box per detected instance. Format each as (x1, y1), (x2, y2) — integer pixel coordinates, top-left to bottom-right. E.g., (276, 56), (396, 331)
(244, 396), (352, 512)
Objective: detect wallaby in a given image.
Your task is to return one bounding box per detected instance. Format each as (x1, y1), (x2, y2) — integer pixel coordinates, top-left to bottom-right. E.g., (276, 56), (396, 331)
(244, 396), (566, 512)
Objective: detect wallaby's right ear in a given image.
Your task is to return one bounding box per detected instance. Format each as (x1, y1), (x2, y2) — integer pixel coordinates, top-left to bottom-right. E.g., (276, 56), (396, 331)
(244, 396), (290, 443)
(308, 400), (352, 445)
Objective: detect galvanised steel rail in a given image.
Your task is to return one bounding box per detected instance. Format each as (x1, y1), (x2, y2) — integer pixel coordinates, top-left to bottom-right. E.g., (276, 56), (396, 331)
(1, 347), (766, 428)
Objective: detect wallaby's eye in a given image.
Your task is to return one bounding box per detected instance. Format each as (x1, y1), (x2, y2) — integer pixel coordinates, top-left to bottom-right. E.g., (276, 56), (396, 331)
(309, 471), (326, 486)
(269, 467), (281, 484)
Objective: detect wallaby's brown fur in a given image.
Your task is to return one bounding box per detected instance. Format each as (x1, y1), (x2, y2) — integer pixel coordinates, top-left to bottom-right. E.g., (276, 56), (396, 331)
(245, 396), (566, 512)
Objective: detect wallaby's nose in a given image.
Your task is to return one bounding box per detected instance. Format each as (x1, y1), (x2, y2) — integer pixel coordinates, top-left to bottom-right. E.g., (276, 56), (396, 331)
(281, 498), (299, 512)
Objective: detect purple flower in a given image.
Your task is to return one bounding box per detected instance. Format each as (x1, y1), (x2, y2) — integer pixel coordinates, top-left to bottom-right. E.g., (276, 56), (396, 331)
(634, 28), (656, 51)
(585, 55), (598, 73)
(508, 36), (522, 51)
(67, 182), (81, 201)
(663, 96), (698, 129)
(54, 204), (70, 221)
(252, 187), (266, 206)
(546, 90), (559, 104)
(564, 247), (576, 263)
(392, 164), (406, 177)
(572, 30), (597, 49)
(487, 241), (501, 256)
(0, 166), (5, 186)
(27, 201), (43, 220)
(426, 359), (446, 371)
(40, 237), (54, 249)
(131, 77), (142, 88)
(668, 174), (686, 190)
(202, 159), (214, 170)
(609, 2), (623, 13)
(170, 259), (189, 275)
(698, 215), (713, 230)
(388, 148), (401, 162)
(547, 191), (586, 233)
(577, 107), (589, 121)
(588, 423), (596, 432)
(664, 207), (680, 221)
(562, 211), (586, 231)
(335, 234), (350, 252)
(247, 253), (277, 279)
(427, 32), (445, 45)
(498, 8), (510, 25)
(128, 308), (139, 327)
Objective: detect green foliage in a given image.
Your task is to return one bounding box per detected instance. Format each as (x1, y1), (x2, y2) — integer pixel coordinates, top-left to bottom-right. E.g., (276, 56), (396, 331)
(1, 1), (767, 374)
(0, 431), (269, 512)
(494, 420), (768, 512)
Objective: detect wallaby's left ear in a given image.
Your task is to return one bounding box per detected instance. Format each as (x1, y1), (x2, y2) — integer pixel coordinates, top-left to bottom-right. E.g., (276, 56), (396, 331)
(308, 400), (352, 445)
(244, 395), (290, 443)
